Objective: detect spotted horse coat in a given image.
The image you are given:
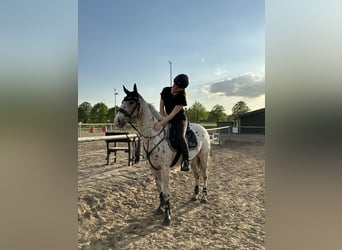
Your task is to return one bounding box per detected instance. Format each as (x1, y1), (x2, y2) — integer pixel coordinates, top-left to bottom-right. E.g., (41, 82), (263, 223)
(114, 84), (211, 226)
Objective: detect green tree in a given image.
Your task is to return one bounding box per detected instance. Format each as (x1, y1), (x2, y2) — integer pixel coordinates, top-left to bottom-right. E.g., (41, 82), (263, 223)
(107, 106), (120, 122)
(90, 102), (109, 123)
(227, 114), (235, 122)
(210, 104), (227, 122)
(78, 102), (92, 123)
(231, 101), (250, 123)
(186, 101), (208, 123)
(206, 111), (215, 123)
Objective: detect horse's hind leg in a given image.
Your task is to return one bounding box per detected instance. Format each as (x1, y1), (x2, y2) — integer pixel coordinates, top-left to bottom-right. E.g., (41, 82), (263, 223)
(199, 152), (210, 203)
(191, 156), (200, 201)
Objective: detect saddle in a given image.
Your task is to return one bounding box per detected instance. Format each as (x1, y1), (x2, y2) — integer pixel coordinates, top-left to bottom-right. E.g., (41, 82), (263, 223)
(168, 123), (198, 151)
(166, 123), (198, 168)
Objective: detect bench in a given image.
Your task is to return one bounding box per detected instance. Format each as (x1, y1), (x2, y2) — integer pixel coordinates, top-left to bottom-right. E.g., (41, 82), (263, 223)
(105, 131), (140, 166)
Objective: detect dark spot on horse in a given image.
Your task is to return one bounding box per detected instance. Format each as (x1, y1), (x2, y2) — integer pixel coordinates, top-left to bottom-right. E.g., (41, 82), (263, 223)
(158, 148), (160, 152)
(163, 150), (165, 153)
(155, 155), (159, 158)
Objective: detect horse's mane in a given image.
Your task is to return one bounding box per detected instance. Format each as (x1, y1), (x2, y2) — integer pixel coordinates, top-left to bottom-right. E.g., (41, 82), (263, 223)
(137, 94), (165, 121)
(147, 103), (165, 121)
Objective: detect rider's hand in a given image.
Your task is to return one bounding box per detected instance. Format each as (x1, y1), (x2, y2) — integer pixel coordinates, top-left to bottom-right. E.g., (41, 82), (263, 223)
(153, 121), (163, 131)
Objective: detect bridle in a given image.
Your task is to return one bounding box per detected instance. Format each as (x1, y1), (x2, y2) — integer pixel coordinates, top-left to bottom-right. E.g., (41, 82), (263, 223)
(118, 95), (166, 170)
(117, 95), (166, 140)
(118, 96), (140, 119)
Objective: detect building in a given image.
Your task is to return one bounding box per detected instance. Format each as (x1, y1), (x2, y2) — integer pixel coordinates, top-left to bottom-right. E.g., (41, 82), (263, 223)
(238, 108), (265, 134)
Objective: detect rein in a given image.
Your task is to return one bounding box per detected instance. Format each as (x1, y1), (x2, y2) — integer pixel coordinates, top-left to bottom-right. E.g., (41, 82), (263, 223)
(129, 121), (165, 140)
(118, 97), (167, 170)
(143, 130), (166, 170)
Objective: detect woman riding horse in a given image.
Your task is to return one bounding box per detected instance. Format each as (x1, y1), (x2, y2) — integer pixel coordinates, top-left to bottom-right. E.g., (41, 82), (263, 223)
(153, 74), (190, 171)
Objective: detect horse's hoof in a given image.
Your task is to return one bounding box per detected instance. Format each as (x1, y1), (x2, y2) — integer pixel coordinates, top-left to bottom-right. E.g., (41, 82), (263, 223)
(200, 197), (207, 203)
(191, 194), (199, 201)
(162, 218), (171, 226)
(154, 206), (164, 215)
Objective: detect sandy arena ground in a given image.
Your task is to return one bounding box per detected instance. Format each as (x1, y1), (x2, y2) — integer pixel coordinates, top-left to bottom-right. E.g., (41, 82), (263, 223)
(78, 132), (265, 250)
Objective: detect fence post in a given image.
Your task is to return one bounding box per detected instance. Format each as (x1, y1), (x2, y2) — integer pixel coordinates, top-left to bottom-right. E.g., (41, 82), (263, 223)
(78, 122), (82, 137)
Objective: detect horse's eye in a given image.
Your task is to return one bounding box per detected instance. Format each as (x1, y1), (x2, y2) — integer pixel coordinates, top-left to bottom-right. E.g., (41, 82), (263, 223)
(129, 101), (135, 105)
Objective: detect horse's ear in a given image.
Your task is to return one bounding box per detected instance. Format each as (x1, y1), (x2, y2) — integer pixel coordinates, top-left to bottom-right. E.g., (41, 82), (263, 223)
(123, 85), (130, 95)
(133, 83), (138, 94)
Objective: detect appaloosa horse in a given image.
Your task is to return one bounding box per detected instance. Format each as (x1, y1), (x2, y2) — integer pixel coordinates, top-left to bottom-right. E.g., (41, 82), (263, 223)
(114, 84), (211, 226)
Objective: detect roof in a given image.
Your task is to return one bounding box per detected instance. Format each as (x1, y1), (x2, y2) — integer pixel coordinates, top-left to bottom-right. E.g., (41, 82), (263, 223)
(239, 108), (265, 118)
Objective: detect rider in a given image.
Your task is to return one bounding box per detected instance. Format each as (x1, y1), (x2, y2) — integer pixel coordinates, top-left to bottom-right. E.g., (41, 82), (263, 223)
(153, 74), (190, 171)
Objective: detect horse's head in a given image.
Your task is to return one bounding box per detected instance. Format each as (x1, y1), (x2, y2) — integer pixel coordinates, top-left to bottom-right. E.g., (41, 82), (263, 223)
(114, 83), (140, 128)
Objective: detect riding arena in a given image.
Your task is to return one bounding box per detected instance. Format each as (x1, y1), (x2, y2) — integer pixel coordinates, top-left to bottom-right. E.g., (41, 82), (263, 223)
(78, 89), (265, 249)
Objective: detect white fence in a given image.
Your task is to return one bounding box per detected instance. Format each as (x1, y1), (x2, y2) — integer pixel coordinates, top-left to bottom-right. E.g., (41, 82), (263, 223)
(78, 124), (229, 143)
(78, 124), (264, 143)
(206, 126), (230, 144)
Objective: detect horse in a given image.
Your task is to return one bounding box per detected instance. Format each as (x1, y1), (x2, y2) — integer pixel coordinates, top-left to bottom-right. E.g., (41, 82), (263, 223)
(114, 84), (211, 226)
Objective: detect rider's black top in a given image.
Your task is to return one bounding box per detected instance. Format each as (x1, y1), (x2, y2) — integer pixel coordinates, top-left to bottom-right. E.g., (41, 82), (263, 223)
(160, 87), (187, 121)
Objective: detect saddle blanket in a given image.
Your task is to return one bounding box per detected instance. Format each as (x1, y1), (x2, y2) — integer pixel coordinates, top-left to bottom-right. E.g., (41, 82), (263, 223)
(168, 124), (198, 151)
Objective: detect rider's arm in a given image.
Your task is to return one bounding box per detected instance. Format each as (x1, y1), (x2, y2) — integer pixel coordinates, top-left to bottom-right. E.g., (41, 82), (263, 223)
(155, 105), (183, 128)
(159, 98), (167, 117)
(153, 105), (184, 130)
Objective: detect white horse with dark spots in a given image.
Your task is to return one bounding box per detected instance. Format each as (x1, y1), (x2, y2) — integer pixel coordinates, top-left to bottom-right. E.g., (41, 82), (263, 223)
(114, 84), (211, 226)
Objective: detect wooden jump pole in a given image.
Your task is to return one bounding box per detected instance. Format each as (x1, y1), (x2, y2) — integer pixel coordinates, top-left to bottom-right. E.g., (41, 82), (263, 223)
(78, 134), (138, 143)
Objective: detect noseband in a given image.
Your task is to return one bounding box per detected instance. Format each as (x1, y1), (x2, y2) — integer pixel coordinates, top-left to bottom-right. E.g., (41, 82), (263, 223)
(118, 96), (140, 119)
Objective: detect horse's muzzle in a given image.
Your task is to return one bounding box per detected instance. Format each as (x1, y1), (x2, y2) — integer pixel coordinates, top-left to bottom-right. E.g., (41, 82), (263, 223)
(114, 117), (126, 128)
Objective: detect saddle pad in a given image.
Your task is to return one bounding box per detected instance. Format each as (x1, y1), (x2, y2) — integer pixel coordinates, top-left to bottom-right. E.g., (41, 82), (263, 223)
(168, 124), (198, 151)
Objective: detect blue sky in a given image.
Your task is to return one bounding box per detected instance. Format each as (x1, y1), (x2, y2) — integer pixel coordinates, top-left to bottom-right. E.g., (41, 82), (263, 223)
(79, 0), (264, 114)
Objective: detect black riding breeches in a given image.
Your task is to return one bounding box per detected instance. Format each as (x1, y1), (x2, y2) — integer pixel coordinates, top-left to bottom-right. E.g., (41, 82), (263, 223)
(172, 119), (189, 161)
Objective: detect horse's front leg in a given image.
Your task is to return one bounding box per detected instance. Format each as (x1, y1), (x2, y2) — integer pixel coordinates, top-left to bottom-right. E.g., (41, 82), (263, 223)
(161, 167), (171, 226)
(152, 169), (164, 215)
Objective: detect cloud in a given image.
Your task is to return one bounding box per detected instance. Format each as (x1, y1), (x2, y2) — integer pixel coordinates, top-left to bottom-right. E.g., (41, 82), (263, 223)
(214, 67), (228, 76)
(205, 72), (265, 98)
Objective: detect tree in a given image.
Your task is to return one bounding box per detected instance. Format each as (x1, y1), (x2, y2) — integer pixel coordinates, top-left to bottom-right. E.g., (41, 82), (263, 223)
(227, 114), (235, 122)
(78, 102), (92, 123)
(107, 106), (120, 123)
(186, 101), (208, 123)
(210, 104), (227, 122)
(90, 102), (109, 123)
(231, 101), (250, 123)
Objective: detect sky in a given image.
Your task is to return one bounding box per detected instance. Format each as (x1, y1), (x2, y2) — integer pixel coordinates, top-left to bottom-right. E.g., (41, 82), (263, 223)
(78, 0), (265, 115)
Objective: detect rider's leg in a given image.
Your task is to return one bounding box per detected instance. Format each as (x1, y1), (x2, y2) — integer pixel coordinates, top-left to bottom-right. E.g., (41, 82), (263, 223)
(174, 119), (190, 171)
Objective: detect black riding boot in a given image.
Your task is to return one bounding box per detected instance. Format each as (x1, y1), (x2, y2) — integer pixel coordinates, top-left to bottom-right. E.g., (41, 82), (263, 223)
(179, 137), (190, 171)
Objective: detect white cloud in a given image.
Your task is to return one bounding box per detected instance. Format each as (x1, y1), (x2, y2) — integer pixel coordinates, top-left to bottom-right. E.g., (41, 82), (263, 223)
(206, 72), (265, 98)
(189, 71), (265, 113)
(201, 85), (211, 94)
(214, 67), (228, 76)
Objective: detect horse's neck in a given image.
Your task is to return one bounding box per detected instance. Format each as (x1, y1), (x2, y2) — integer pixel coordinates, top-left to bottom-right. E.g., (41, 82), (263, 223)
(137, 101), (160, 138)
